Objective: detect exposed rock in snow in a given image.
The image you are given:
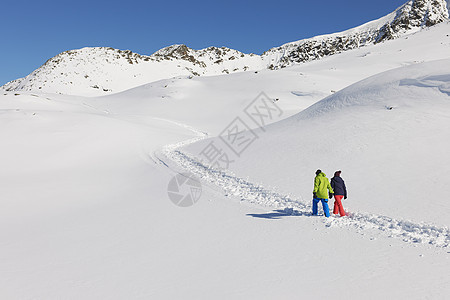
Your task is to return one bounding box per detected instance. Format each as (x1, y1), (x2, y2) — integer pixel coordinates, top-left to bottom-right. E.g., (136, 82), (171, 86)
(265, 0), (450, 68)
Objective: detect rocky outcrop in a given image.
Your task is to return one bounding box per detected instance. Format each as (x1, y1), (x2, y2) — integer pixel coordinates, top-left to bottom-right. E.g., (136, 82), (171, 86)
(264, 0), (449, 68)
(377, 0), (449, 41)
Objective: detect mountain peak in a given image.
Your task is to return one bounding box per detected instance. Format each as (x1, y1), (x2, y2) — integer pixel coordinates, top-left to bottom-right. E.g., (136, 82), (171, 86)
(376, 0), (449, 42)
(151, 44), (252, 65)
(151, 44), (190, 58)
(264, 0), (449, 68)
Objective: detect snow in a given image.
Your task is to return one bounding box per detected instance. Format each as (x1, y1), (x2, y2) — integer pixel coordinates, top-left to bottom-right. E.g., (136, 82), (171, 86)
(0, 46), (265, 97)
(1, 16), (450, 300)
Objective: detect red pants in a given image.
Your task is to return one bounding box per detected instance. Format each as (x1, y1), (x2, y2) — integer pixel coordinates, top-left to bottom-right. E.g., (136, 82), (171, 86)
(333, 195), (346, 216)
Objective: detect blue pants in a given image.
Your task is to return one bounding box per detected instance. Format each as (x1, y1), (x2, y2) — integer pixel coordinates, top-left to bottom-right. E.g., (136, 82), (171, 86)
(312, 198), (330, 217)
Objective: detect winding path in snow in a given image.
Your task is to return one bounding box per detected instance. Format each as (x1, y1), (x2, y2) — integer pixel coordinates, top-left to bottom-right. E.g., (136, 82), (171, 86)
(157, 119), (450, 248)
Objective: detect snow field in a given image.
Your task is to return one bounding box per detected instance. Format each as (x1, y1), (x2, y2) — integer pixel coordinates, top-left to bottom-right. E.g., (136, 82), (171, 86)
(1, 20), (450, 299)
(163, 132), (450, 248)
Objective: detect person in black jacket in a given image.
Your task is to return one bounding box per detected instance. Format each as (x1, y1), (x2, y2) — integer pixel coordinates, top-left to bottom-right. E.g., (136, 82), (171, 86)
(330, 170), (347, 217)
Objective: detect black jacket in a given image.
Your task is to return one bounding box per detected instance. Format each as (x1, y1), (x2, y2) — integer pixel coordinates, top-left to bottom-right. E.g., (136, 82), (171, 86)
(330, 176), (347, 197)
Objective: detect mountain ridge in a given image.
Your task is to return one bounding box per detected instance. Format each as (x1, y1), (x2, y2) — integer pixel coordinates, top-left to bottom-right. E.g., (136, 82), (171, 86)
(2, 0), (448, 96)
(263, 0), (449, 68)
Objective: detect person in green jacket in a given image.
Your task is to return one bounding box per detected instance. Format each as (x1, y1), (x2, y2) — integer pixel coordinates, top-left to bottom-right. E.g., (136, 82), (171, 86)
(312, 169), (334, 217)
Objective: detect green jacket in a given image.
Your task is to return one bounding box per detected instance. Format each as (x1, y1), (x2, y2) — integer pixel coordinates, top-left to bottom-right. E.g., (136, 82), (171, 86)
(313, 172), (334, 199)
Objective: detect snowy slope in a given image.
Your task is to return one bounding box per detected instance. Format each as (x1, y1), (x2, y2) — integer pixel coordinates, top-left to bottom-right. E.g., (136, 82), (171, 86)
(1, 3), (450, 300)
(2, 62), (450, 299)
(185, 59), (450, 226)
(86, 21), (450, 136)
(2, 0), (448, 97)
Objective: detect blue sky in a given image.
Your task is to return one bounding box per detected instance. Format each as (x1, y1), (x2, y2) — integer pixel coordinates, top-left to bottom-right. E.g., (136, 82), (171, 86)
(0, 0), (408, 86)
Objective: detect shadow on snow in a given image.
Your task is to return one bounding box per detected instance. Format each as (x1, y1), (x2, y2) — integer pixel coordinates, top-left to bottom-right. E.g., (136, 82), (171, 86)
(247, 208), (315, 219)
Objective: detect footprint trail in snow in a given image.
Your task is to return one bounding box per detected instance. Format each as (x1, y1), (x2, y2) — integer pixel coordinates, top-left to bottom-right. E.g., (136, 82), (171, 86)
(158, 119), (450, 248)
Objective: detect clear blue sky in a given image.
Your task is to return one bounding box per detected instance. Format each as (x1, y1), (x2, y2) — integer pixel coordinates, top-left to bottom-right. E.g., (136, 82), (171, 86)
(0, 0), (408, 86)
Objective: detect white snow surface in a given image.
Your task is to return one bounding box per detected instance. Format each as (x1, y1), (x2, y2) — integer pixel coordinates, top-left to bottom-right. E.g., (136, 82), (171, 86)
(1, 19), (450, 300)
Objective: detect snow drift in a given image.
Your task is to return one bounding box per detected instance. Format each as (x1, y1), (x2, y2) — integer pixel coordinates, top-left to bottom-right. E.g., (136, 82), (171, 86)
(185, 59), (450, 227)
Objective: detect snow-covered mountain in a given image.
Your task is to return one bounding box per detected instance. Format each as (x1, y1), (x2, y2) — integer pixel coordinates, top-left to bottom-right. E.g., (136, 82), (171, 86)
(0, 46), (264, 96)
(1, 0), (449, 96)
(263, 0), (449, 68)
